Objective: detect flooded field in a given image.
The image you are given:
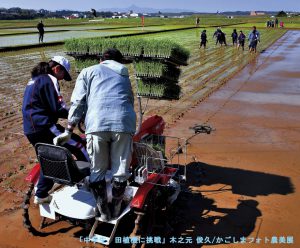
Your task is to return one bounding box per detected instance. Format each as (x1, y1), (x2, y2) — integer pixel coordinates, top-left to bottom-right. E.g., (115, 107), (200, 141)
(0, 7), (300, 242)
(0, 30), (140, 47)
(0, 26), (293, 248)
(0, 27), (285, 187)
(0, 25), (191, 47)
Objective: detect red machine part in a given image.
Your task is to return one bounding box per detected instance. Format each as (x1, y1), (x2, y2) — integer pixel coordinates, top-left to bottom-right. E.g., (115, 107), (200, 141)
(130, 167), (177, 210)
(133, 115), (165, 142)
(25, 163), (40, 185)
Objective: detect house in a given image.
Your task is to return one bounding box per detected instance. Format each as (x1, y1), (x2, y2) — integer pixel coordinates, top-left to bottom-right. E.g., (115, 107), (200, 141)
(129, 13), (139, 18)
(250, 11), (265, 16)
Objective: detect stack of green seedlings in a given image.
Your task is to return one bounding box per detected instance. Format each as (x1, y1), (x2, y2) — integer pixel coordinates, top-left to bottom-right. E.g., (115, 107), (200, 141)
(65, 37), (189, 64)
(134, 60), (181, 99)
(65, 37), (189, 98)
(135, 61), (180, 80)
(137, 78), (180, 99)
(142, 39), (190, 63)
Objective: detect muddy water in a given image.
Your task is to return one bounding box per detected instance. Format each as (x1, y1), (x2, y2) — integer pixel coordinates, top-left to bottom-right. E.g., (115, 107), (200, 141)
(0, 30), (135, 47)
(165, 31), (300, 246)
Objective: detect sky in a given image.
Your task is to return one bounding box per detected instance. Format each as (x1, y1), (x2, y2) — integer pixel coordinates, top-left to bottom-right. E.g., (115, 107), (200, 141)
(0, 0), (299, 12)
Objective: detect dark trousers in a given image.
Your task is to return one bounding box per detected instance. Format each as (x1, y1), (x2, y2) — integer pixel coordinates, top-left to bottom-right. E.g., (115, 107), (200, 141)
(38, 32), (44, 42)
(26, 124), (89, 198)
(200, 41), (207, 48)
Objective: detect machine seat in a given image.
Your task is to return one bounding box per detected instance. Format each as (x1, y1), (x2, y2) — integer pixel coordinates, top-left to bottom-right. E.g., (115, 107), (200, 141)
(35, 143), (90, 186)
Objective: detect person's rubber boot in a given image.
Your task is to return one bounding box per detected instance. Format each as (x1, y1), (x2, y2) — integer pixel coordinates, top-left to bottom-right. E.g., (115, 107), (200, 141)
(90, 180), (111, 221)
(111, 180), (127, 219)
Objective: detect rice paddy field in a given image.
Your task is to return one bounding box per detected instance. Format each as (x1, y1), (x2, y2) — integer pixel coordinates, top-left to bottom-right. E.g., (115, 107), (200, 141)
(0, 15), (298, 246)
(0, 24), (286, 181)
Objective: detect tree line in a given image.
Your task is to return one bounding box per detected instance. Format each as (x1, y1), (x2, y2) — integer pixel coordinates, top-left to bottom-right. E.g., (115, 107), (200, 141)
(0, 7), (115, 20)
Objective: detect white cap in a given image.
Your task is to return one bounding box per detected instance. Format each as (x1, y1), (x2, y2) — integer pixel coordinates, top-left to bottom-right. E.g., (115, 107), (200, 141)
(51, 56), (72, 81)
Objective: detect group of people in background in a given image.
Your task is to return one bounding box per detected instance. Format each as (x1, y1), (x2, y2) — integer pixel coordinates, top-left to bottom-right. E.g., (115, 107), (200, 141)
(200, 26), (260, 52)
(266, 18), (284, 28)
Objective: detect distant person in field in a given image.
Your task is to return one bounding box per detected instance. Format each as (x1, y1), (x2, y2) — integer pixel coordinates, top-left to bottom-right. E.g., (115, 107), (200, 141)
(271, 20), (275, 28)
(213, 28), (226, 46)
(237, 30), (246, 51)
(37, 20), (44, 43)
(195, 17), (200, 27)
(280, 21), (284, 28)
(200, 29), (207, 49)
(219, 29), (227, 46)
(231, 29), (238, 47)
(275, 18), (279, 28)
(213, 28), (219, 45)
(248, 26), (260, 53)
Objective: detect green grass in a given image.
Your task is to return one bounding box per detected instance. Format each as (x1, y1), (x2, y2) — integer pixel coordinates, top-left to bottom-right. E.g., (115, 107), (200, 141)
(3, 15), (298, 30)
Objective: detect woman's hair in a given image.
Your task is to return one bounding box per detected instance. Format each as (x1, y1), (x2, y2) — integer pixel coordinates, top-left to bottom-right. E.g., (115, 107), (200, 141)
(31, 62), (51, 78)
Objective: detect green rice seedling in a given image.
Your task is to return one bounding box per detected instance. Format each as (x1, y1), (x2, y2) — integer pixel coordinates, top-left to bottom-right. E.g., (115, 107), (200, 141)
(65, 38), (88, 53)
(115, 38), (131, 56)
(134, 61), (168, 77)
(64, 38), (77, 53)
(101, 38), (117, 54)
(75, 38), (90, 54)
(74, 59), (99, 72)
(128, 38), (144, 56)
(157, 39), (173, 58)
(137, 78), (180, 99)
(134, 61), (146, 76)
(88, 38), (102, 54)
(143, 39), (158, 57)
(137, 39), (190, 64)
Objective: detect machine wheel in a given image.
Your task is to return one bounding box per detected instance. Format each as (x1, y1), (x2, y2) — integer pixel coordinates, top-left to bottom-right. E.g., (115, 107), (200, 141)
(22, 183), (45, 236)
(130, 187), (163, 248)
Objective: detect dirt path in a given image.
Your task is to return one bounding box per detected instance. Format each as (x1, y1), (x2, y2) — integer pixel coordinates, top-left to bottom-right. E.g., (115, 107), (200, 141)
(165, 30), (300, 247)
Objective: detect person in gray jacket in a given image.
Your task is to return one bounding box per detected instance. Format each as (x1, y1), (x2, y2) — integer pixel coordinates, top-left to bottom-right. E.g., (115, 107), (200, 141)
(54, 48), (136, 221)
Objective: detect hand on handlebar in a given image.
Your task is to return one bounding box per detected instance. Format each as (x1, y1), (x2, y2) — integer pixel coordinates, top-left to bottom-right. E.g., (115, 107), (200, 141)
(53, 130), (72, 146)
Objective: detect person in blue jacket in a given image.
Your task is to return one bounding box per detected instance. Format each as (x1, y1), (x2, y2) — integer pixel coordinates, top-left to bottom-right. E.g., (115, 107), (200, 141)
(54, 49), (136, 221)
(248, 26), (260, 53)
(22, 56), (89, 204)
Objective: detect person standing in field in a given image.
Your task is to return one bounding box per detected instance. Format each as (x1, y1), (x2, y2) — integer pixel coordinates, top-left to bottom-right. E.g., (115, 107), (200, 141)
(275, 18), (279, 28)
(213, 28), (221, 45)
(22, 56), (90, 204)
(195, 17), (200, 27)
(200, 30), (207, 49)
(231, 29), (238, 47)
(248, 26), (260, 53)
(220, 29), (227, 46)
(54, 48), (136, 221)
(237, 30), (246, 51)
(37, 20), (45, 43)
(280, 21), (284, 28)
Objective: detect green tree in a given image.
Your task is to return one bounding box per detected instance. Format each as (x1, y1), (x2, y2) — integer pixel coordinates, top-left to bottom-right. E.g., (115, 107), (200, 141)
(276, 11), (287, 17)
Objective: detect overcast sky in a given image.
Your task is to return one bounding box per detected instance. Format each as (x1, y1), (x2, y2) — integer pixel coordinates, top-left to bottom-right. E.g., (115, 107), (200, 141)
(1, 0), (299, 12)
